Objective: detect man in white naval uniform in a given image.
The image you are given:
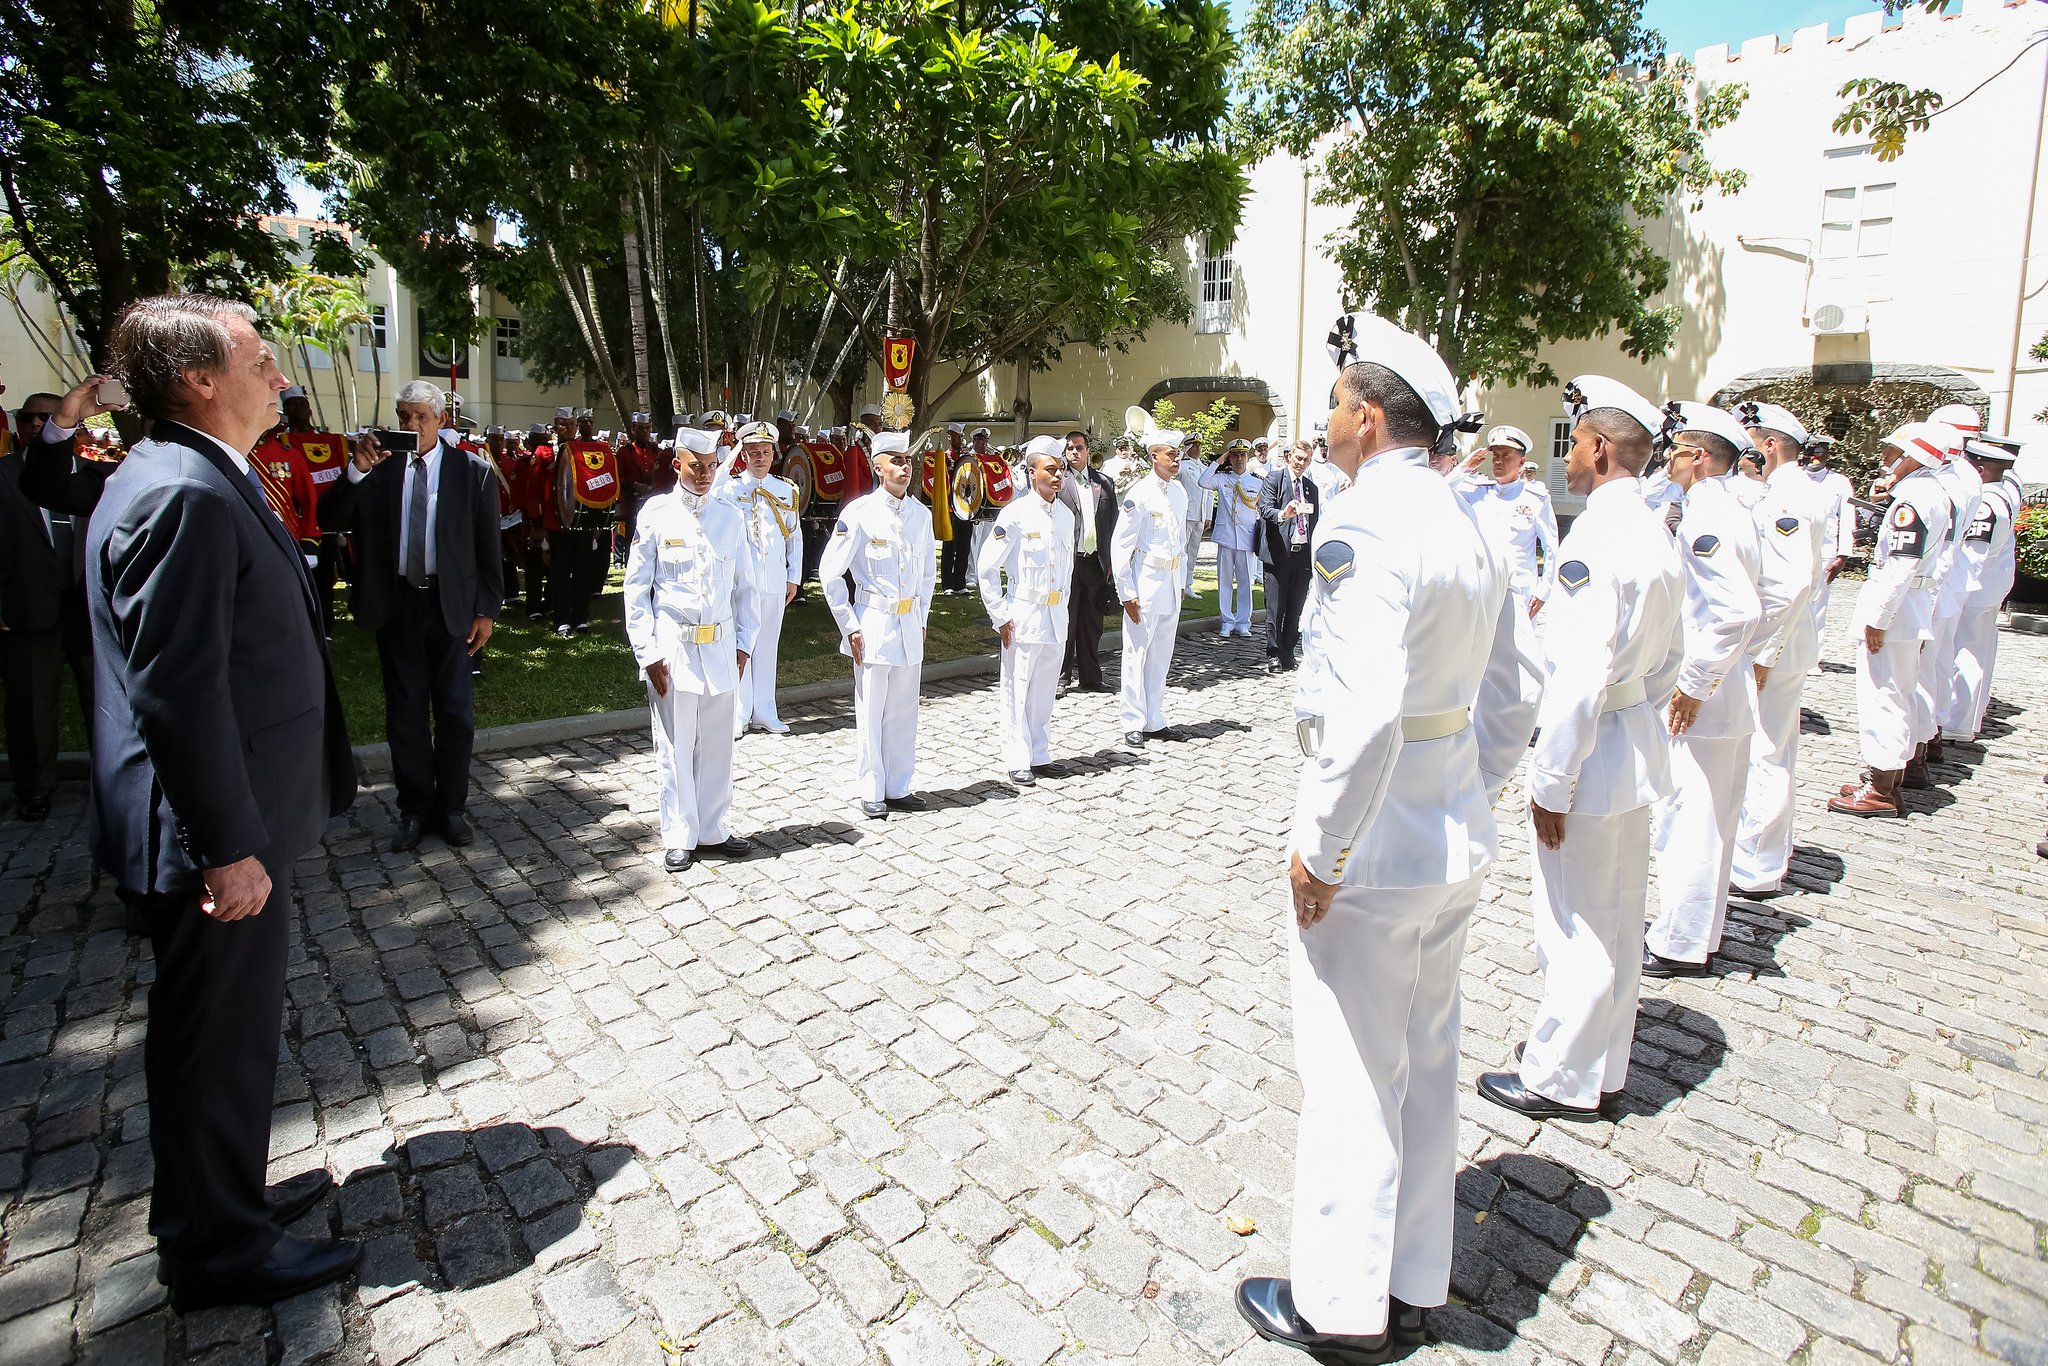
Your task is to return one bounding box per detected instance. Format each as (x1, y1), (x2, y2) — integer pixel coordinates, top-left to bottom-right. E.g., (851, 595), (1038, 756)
(1200, 438), (1263, 638)
(1802, 435), (1857, 664)
(1947, 435), (2022, 742)
(723, 421), (802, 735)
(1916, 405), (1986, 776)
(1829, 423), (1955, 818)
(1642, 404), (1766, 978)
(1455, 424), (1558, 782)
(821, 431), (936, 819)
(1175, 435), (1210, 596)
(624, 430), (761, 872)
(1476, 375), (1682, 1121)
(1727, 403), (1826, 898)
(1112, 429), (1190, 746)
(1234, 313), (1501, 1363)
(978, 437), (1075, 786)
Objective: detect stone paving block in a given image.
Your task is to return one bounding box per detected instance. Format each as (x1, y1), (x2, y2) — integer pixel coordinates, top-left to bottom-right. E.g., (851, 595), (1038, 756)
(815, 1241), (904, 1324)
(875, 1303), (971, 1366)
(955, 1284), (1068, 1366)
(538, 1259), (634, 1348)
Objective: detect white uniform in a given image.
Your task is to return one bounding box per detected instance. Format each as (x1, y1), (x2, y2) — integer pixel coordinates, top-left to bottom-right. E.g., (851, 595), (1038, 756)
(821, 490), (937, 802)
(1804, 465), (1857, 655)
(1200, 463), (1262, 635)
(1728, 464), (1825, 894)
(1286, 448), (1506, 1339)
(1853, 468), (1951, 770)
(723, 471), (802, 733)
(1459, 477), (1559, 770)
(1948, 470), (2020, 738)
(1915, 456), (1984, 746)
(623, 491), (761, 852)
(977, 492), (1075, 772)
(1176, 457), (1209, 594)
(1517, 477), (1683, 1108)
(1646, 474), (1762, 965)
(1111, 472), (1189, 733)
(1306, 455), (1347, 502)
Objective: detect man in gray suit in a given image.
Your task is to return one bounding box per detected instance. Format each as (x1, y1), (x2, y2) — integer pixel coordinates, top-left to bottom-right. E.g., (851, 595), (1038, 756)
(320, 381), (502, 852)
(75, 294), (359, 1309)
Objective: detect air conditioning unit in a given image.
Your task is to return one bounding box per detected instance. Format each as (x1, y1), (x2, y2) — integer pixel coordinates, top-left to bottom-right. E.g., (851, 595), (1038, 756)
(1807, 299), (1869, 336)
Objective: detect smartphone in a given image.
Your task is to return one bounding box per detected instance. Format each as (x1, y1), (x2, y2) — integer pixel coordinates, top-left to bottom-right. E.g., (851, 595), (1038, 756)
(372, 428), (421, 456)
(96, 378), (130, 408)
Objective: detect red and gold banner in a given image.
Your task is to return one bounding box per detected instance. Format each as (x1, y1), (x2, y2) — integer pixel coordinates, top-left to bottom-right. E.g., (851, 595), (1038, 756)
(882, 336), (915, 393)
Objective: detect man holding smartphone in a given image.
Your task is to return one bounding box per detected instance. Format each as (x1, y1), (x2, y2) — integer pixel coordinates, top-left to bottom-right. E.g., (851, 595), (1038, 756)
(319, 381), (502, 852)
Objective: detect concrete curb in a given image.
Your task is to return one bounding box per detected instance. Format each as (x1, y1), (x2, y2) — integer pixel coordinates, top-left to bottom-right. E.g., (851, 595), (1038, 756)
(2006, 611), (2048, 636)
(19, 605), (1266, 781)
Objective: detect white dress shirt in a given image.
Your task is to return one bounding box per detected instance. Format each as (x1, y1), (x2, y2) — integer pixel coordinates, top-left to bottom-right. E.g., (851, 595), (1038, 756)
(348, 440), (443, 575)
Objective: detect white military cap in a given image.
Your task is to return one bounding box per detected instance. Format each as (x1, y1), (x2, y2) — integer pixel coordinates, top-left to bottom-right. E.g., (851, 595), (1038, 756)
(280, 384), (307, 400)
(1522, 460), (1539, 476)
(859, 403), (884, 419)
(1147, 428), (1186, 451)
(675, 428), (719, 455)
(870, 430), (909, 455)
(1563, 375), (1665, 441)
(1732, 401), (1809, 446)
(554, 405), (575, 419)
(575, 407), (592, 419)
(527, 422), (547, 437)
(775, 408), (799, 423)
(486, 425), (504, 437)
(1665, 401), (1754, 454)
(1329, 312), (1466, 428)
(1963, 434), (2020, 463)
(629, 410), (650, 424)
(700, 410), (729, 428)
(736, 420), (777, 445)
(946, 421), (966, 436)
(1928, 403), (1983, 435)
(970, 426), (991, 440)
(1880, 422), (1953, 469)
(1022, 434), (1064, 462)
(1485, 424), (1532, 453)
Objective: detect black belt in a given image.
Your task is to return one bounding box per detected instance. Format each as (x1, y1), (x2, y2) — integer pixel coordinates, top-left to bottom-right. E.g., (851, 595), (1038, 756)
(401, 574), (440, 590)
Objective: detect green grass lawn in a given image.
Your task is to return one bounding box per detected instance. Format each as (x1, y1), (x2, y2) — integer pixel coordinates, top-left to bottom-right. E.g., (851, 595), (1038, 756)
(55, 557), (1251, 749)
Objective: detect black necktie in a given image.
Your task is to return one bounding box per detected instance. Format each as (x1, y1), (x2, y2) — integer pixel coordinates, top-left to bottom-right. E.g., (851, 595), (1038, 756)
(405, 455), (430, 585)
(47, 512), (77, 581)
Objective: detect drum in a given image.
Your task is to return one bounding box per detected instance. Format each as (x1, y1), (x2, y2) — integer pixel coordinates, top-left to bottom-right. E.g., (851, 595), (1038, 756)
(805, 438), (848, 510)
(839, 437), (875, 502)
(979, 449), (1017, 508)
(782, 447), (815, 517)
(951, 457), (985, 521)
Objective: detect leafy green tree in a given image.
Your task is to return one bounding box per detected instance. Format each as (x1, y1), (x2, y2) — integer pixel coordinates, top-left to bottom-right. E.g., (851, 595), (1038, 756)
(1150, 396), (1239, 454)
(254, 268), (374, 430)
(1233, 0), (1745, 388)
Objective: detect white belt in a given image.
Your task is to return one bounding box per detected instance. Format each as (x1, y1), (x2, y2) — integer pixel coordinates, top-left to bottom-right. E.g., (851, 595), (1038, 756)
(1019, 588), (1064, 607)
(1145, 552), (1182, 570)
(1295, 709), (1469, 757)
(860, 590), (918, 616)
(674, 620), (728, 645)
(1601, 678), (1647, 713)
(1909, 575), (1934, 590)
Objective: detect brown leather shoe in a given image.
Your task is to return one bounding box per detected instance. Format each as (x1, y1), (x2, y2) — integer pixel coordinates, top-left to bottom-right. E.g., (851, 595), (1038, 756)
(1830, 768), (1903, 818)
(1838, 768), (1873, 797)
(1903, 745), (1931, 790)
(1925, 734), (1946, 766)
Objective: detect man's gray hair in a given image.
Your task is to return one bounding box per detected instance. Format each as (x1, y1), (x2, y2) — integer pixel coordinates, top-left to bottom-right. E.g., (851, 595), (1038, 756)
(395, 380), (447, 416)
(107, 294), (259, 421)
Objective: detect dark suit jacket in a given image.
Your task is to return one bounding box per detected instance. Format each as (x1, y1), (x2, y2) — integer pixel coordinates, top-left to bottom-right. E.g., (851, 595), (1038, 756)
(319, 439), (503, 637)
(86, 420), (355, 894)
(0, 453), (84, 631)
(1055, 466), (1118, 578)
(19, 428), (115, 518)
(1257, 467), (1321, 569)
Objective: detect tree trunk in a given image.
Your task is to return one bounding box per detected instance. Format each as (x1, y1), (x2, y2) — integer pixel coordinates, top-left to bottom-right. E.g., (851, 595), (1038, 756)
(689, 203), (711, 414)
(1011, 357), (1032, 444)
(637, 169), (686, 423)
(297, 342), (331, 429)
(621, 192), (651, 414)
(542, 235), (635, 424)
(752, 268), (788, 419)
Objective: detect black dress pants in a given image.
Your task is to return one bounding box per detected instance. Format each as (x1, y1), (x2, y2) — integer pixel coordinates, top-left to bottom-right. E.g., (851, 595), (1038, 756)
(1063, 556), (1110, 688)
(2, 591), (93, 801)
(524, 535), (551, 617)
(377, 581), (475, 820)
(939, 532), (971, 593)
(550, 528), (600, 628)
(133, 866), (291, 1277)
(1264, 555), (1310, 668)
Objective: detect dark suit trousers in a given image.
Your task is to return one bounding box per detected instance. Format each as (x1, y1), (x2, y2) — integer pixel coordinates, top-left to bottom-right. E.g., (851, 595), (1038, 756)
(524, 535), (551, 616)
(1064, 556), (1110, 688)
(132, 868), (291, 1276)
(377, 581), (476, 819)
(1265, 554), (1311, 666)
(3, 588), (93, 799)
(939, 533), (970, 593)
(550, 529), (599, 627)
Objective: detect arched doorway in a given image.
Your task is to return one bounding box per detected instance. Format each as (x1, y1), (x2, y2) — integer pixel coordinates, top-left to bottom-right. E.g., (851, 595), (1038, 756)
(1139, 376), (1290, 444)
(1712, 363), (1989, 486)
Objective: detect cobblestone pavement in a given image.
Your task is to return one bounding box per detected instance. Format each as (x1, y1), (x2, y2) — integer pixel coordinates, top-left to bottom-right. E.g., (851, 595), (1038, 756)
(3, 583), (2046, 1366)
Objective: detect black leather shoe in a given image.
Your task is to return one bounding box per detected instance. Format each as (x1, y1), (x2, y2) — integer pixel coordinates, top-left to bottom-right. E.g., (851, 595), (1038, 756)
(1388, 1297), (1429, 1347)
(1234, 1277), (1391, 1363)
(1009, 769), (1037, 786)
(883, 794), (925, 811)
(1729, 883), (1786, 900)
(1124, 731), (1147, 747)
(861, 800), (888, 820)
(441, 812), (473, 847)
(1641, 947), (1710, 979)
(17, 795), (50, 821)
(167, 1232), (362, 1313)
(1475, 1071), (1601, 1120)
(697, 835), (753, 858)
(389, 817), (427, 853)
(269, 1170), (335, 1226)
(1082, 683), (1114, 694)
(664, 849), (693, 872)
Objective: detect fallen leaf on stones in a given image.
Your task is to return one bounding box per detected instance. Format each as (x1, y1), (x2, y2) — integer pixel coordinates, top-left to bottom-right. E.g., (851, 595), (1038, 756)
(1142, 1280), (1160, 1298)
(1226, 1214), (1257, 1235)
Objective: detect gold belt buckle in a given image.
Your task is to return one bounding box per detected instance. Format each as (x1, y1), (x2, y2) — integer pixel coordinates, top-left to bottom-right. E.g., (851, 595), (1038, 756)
(895, 597), (914, 615)
(693, 624), (719, 644)
(1048, 590), (1063, 606)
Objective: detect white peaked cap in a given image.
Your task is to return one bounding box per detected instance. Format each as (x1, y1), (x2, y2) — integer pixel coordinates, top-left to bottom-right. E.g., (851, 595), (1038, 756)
(1928, 403), (1983, 434)
(1327, 312), (1464, 429)
(1733, 401), (1810, 446)
(1146, 429), (1186, 451)
(1666, 401), (1755, 454)
(1563, 375), (1666, 441)
(675, 428), (719, 456)
(870, 431), (909, 455)
(1485, 425), (1531, 453)
(736, 421), (777, 445)
(859, 403), (884, 419)
(554, 406), (575, 419)
(629, 411), (650, 424)
(1881, 422), (1954, 469)
(1023, 435), (1064, 462)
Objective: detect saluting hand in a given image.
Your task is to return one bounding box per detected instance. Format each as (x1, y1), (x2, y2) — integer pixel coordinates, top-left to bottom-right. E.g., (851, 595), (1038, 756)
(202, 857), (272, 922)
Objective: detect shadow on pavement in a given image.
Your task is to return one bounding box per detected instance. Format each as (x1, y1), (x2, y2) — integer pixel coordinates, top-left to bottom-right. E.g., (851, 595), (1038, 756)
(1429, 1152), (1612, 1354)
(1604, 999), (1729, 1120)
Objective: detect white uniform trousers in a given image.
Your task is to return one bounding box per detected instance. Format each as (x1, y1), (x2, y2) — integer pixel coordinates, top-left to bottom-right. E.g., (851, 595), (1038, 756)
(1648, 735), (1749, 963)
(1913, 613), (1960, 743)
(1119, 603), (1180, 732)
(1857, 632), (1921, 769)
(1215, 547), (1257, 634)
(649, 682), (738, 851)
(1947, 602), (2002, 738)
(854, 661), (921, 802)
(968, 520), (993, 587)
(1519, 806), (1649, 1109)
(1809, 575), (1834, 666)
(1182, 520), (1203, 594)
(999, 640), (1060, 771)
(1731, 665), (1805, 894)
(1289, 874), (1483, 1337)
(736, 586), (789, 731)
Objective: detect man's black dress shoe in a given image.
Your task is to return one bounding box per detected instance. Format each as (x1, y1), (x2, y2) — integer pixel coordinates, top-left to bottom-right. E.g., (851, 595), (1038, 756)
(1010, 769), (1037, 786)
(1234, 1277), (1392, 1363)
(269, 1170), (335, 1226)
(664, 849), (693, 872)
(697, 835), (753, 858)
(167, 1232), (362, 1313)
(18, 795), (50, 821)
(1728, 883), (1786, 900)
(389, 817), (427, 853)
(1475, 1071), (1600, 1120)
(1082, 683), (1114, 694)
(1124, 731), (1147, 747)
(883, 794), (925, 811)
(1388, 1297), (1428, 1347)
(441, 812), (473, 847)
(1641, 947), (1711, 979)
(861, 800), (888, 820)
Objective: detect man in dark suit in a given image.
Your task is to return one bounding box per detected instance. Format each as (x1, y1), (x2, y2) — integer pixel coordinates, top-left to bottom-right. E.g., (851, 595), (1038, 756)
(71, 295), (359, 1309)
(1258, 441), (1321, 670)
(1, 390), (90, 820)
(1056, 429), (1118, 692)
(320, 380), (501, 852)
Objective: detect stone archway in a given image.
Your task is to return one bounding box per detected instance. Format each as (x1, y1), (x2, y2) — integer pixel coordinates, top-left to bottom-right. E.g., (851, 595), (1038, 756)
(1139, 376), (1291, 443)
(1711, 363), (1989, 486)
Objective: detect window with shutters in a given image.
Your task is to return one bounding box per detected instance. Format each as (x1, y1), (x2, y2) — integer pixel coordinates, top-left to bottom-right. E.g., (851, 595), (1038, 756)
(1819, 148), (1895, 260)
(356, 304), (390, 374)
(1546, 419), (1573, 499)
(494, 317), (525, 383)
(1197, 236), (1234, 334)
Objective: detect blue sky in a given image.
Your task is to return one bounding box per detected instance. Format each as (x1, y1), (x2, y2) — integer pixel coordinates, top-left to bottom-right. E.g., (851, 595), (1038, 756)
(1640, 0), (1882, 56)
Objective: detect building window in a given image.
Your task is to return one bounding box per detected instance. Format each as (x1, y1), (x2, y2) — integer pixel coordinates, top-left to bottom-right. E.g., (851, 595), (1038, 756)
(357, 304), (390, 374)
(1819, 147), (1895, 259)
(1546, 419), (1573, 499)
(1197, 237), (1233, 335)
(494, 316), (525, 383)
